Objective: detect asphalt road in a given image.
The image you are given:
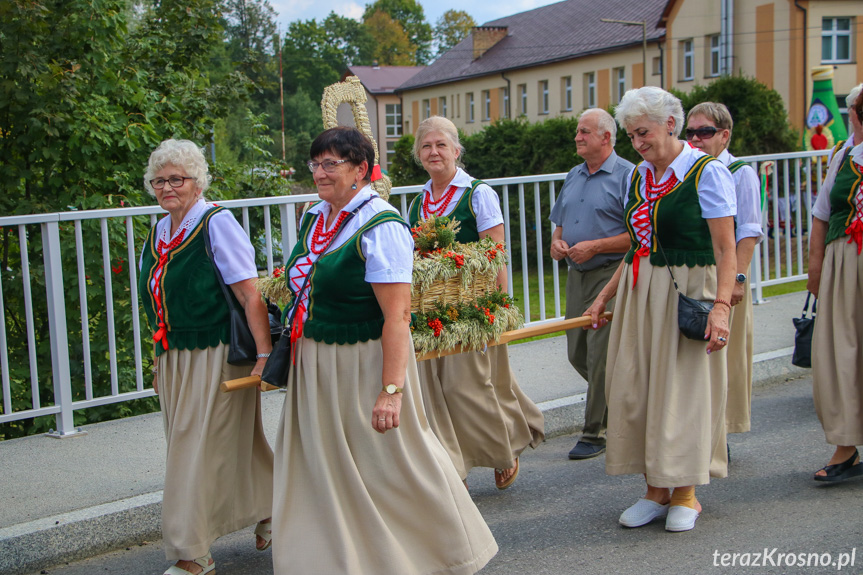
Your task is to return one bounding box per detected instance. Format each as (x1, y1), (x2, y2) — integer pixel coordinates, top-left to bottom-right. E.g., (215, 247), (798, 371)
(33, 376), (863, 575)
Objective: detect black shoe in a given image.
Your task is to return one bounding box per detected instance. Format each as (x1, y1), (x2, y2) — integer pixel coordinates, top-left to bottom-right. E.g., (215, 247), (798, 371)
(568, 441), (606, 460)
(814, 449), (863, 482)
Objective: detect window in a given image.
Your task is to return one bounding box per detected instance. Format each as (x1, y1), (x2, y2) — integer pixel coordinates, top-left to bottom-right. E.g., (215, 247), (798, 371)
(614, 67), (625, 103)
(539, 80), (549, 114)
(500, 86), (510, 119)
(385, 104), (402, 137)
(482, 90), (491, 121)
(386, 141), (396, 167)
(518, 84), (527, 115)
(680, 39), (694, 81)
(708, 34), (721, 77)
(422, 99), (430, 119)
(584, 72), (596, 108)
(652, 56), (662, 76)
(439, 96), (447, 118)
(466, 92), (475, 123)
(822, 17), (852, 63)
(456, 94), (460, 118)
(562, 76), (572, 111)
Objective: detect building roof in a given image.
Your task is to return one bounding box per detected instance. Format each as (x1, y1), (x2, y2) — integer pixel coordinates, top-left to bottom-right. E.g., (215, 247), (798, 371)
(343, 66), (425, 94)
(398, 0), (667, 91)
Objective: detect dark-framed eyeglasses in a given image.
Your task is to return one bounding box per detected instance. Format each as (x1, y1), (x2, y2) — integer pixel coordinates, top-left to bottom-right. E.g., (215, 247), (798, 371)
(149, 176), (194, 190)
(307, 159), (349, 173)
(685, 126), (720, 140)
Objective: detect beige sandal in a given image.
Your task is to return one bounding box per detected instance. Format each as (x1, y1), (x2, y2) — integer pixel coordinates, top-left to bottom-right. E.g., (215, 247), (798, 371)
(163, 552), (215, 575)
(494, 457), (519, 490)
(255, 519), (273, 551)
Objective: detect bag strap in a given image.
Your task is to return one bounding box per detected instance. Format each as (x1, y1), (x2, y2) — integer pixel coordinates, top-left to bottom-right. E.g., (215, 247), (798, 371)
(801, 291), (817, 318)
(202, 207), (241, 313)
(653, 234), (682, 294)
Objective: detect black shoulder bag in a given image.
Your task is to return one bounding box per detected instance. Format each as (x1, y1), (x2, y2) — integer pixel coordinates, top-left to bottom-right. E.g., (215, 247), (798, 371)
(655, 237), (714, 341)
(203, 209), (257, 366)
(261, 197), (373, 388)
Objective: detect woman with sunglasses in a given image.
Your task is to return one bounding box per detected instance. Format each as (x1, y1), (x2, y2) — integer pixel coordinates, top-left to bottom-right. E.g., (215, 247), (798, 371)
(685, 103), (763, 450)
(139, 139), (274, 575)
(807, 87), (863, 483)
(270, 126), (497, 574)
(585, 87), (736, 532)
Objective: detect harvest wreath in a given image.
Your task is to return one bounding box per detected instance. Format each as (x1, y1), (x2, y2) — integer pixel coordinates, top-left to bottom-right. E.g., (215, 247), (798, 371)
(256, 215), (523, 355)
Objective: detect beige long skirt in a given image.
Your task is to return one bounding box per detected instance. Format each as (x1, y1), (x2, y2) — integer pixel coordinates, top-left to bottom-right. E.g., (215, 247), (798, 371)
(605, 262), (728, 488)
(813, 240), (863, 446)
(417, 345), (545, 479)
(271, 336), (498, 575)
(726, 278), (754, 433)
(158, 343), (274, 560)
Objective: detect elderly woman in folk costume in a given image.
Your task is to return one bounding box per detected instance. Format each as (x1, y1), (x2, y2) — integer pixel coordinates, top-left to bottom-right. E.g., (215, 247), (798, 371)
(585, 87), (736, 532)
(408, 115), (545, 490)
(139, 139), (274, 575)
(808, 87), (863, 483)
(270, 126), (497, 574)
(685, 102), (764, 452)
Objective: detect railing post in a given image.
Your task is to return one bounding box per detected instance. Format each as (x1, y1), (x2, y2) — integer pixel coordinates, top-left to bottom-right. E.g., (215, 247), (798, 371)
(42, 221), (84, 438)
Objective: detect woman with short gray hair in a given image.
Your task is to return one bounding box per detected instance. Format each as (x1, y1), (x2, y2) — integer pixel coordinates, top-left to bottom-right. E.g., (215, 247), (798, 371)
(139, 139), (274, 575)
(585, 87), (737, 532)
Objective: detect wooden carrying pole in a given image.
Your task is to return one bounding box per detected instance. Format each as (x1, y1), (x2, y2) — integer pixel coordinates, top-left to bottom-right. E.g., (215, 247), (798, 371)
(220, 312), (611, 392)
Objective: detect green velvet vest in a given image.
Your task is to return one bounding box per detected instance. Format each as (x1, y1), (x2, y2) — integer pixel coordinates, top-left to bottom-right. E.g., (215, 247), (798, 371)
(825, 150), (863, 246)
(286, 206), (409, 344)
(408, 180), (484, 242)
(623, 155), (717, 267)
(727, 160), (747, 174)
(139, 207), (235, 356)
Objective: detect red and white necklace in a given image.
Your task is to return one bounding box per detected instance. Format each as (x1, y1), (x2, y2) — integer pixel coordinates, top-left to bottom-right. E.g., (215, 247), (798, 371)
(422, 185), (458, 219)
(310, 210), (350, 254)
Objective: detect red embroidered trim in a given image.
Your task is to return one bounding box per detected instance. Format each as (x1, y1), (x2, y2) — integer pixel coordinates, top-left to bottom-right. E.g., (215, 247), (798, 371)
(845, 183), (863, 255)
(422, 185), (458, 219)
(151, 229), (187, 350)
(630, 169), (678, 288)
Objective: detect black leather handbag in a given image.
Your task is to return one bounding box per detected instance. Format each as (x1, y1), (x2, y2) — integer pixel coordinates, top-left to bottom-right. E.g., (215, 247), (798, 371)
(791, 292), (816, 368)
(203, 210), (257, 366)
(656, 237), (714, 341)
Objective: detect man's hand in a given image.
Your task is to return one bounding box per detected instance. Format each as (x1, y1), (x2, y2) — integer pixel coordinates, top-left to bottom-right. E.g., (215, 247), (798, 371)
(550, 238), (570, 261)
(568, 240), (597, 264)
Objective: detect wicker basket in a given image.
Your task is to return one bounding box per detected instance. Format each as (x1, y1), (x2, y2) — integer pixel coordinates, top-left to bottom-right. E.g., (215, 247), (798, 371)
(411, 270), (498, 313)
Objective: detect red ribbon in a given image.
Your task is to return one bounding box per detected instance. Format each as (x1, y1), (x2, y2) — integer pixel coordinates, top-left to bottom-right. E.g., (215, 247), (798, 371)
(846, 220), (863, 255)
(632, 246), (649, 289)
(371, 164), (383, 182)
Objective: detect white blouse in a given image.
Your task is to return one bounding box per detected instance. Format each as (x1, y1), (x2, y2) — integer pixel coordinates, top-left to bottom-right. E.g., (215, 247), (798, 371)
(718, 149), (763, 244)
(420, 167), (504, 232)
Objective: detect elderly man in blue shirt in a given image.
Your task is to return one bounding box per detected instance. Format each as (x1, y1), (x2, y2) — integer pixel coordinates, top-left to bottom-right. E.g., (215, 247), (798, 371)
(550, 108), (633, 460)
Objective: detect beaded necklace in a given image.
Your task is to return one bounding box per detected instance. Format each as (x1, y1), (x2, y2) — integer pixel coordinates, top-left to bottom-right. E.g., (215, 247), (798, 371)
(422, 184), (458, 219)
(310, 211), (350, 254)
(630, 168), (679, 288)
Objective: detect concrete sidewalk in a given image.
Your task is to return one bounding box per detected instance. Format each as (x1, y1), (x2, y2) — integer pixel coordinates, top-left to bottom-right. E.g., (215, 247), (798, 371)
(0, 291), (813, 575)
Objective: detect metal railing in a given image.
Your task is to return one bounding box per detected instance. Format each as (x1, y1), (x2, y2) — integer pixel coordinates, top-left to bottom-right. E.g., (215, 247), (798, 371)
(0, 149), (830, 437)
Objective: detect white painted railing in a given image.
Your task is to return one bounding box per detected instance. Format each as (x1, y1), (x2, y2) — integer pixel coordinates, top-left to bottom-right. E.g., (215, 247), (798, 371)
(0, 149), (830, 436)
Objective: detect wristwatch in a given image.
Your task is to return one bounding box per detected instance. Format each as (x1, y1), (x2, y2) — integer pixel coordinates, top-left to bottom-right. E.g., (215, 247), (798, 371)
(383, 384), (403, 395)
(736, 273), (747, 284)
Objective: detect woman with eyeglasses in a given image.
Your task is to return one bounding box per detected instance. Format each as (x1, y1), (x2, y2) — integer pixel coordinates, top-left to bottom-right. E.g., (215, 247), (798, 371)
(139, 139), (274, 575)
(685, 103), (763, 450)
(408, 116), (545, 490)
(808, 86), (863, 483)
(585, 87), (737, 532)
(270, 126), (497, 574)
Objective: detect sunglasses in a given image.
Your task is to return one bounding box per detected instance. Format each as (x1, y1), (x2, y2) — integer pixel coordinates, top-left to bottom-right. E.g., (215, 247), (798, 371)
(685, 126), (720, 140)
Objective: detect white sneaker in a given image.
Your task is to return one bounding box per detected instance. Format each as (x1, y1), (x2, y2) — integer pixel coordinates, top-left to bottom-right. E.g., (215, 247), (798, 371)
(665, 505), (700, 532)
(618, 498), (669, 528)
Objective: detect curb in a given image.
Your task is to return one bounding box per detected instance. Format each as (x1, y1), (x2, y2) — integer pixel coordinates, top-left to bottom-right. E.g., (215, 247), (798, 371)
(0, 348), (808, 575)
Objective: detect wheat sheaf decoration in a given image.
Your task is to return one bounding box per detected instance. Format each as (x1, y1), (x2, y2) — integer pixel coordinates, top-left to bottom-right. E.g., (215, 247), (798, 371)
(320, 76), (392, 201)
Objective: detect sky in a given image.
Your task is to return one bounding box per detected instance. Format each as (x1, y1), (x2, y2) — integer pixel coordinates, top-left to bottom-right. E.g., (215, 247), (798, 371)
(267, 0), (561, 30)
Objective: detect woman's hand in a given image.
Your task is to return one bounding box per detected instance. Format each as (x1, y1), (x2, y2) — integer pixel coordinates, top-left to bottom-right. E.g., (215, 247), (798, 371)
(705, 304), (730, 354)
(152, 373), (159, 395)
(251, 356), (267, 380)
(730, 282), (745, 306)
(372, 391), (402, 433)
(583, 296), (609, 330)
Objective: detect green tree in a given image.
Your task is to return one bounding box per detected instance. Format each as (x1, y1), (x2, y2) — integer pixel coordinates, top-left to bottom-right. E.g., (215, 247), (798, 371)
(365, 11), (417, 65)
(363, 0), (432, 64)
(433, 10), (476, 58)
(674, 75), (798, 156)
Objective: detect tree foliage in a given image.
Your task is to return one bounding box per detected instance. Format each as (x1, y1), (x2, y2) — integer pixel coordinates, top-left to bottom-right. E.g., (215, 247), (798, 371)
(365, 10), (417, 65)
(434, 10), (476, 58)
(363, 0), (433, 64)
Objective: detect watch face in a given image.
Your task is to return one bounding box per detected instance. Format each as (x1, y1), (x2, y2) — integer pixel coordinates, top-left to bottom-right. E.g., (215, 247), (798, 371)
(385, 384), (397, 394)
(736, 273), (746, 283)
